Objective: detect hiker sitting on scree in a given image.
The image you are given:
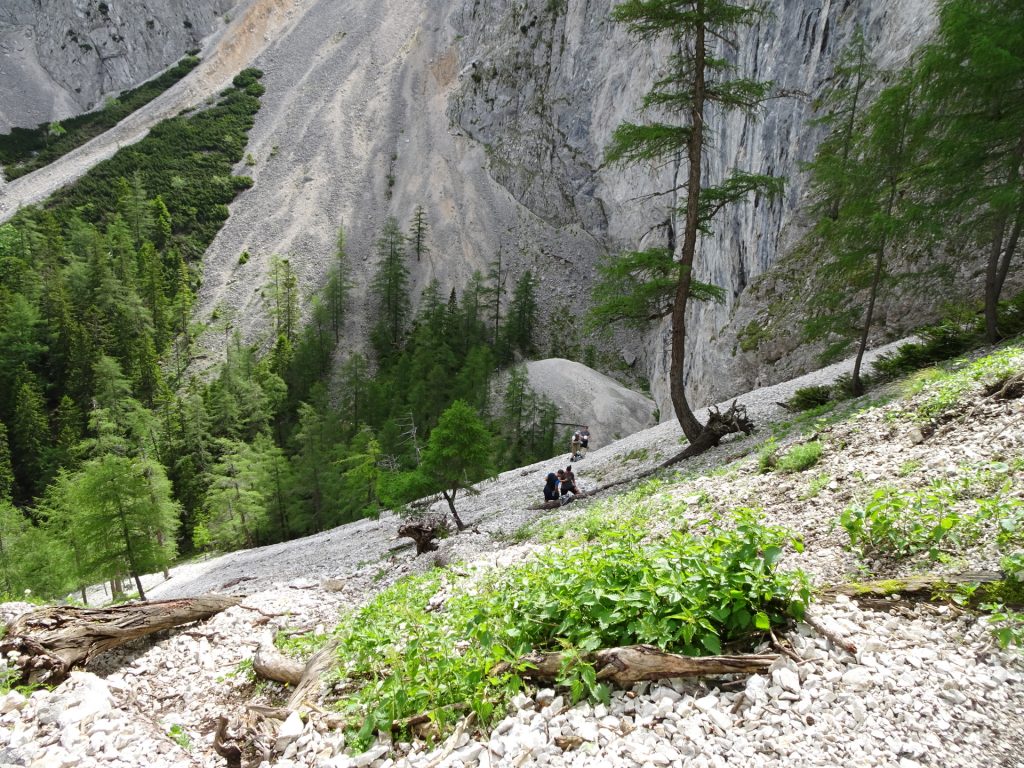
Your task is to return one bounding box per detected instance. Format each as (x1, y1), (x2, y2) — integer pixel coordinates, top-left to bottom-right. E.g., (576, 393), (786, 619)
(560, 467), (578, 497)
(543, 472), (560, 502)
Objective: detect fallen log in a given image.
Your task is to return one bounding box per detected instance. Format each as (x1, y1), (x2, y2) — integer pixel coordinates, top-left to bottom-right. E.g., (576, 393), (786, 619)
(824, 571), (1020, 610)
(507, 644), (776, 687)
(0, 594), (241, 685)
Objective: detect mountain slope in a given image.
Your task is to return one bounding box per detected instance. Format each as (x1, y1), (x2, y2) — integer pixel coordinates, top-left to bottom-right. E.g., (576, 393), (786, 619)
(2, 339), (1022, 767)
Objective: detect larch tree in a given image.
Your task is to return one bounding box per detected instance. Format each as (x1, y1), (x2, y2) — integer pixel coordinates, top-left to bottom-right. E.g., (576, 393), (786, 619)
(598, 0), (782, 444)
(62, 453), (179, 599)
(803, 74), (926, 395)
(415, 400), (494, 531)
(917, 0), (1024, 342)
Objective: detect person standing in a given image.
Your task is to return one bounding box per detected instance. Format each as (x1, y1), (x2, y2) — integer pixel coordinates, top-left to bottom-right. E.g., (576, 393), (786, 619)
(579, 426), (590, 458)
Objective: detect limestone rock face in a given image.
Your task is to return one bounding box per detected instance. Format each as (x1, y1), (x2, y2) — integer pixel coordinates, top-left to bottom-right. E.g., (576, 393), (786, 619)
(448, 0), (938, 418)
(0, 0), (237, 131)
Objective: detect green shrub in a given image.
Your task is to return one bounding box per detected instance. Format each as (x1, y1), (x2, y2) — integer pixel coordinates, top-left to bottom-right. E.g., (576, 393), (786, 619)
(776, 441), (823, 473)
(840, 485), (962, 559)
(0, 55), (201, 179)
(757, 439), (779, 473)
(787, 385), (833, 411)
(329, 507), (809, 749)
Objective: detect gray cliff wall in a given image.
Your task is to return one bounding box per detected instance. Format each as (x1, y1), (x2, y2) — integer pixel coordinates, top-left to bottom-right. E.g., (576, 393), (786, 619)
(0, 0), (237, 131)
(447, 0), (938, 418)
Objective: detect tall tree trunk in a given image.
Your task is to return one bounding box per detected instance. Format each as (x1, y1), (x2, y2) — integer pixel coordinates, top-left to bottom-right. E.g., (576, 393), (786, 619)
(442, 489), (465, 530)
(852, 249), (885, 395)
(670, 7), (707, 443)
(984, 216), (1009, 344)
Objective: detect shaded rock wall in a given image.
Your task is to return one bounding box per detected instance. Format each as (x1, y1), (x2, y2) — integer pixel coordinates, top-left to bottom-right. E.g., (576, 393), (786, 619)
(0, 0), (237, 131)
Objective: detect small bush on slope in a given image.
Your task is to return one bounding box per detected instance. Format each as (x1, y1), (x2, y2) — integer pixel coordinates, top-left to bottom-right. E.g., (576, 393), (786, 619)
(328, 507), (809, 749)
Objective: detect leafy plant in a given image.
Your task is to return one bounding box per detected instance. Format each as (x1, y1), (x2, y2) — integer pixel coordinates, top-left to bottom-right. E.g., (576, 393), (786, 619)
(167, 724), (191, 750)
(840, 485), (963, 559)
(328, 507), (808, 749)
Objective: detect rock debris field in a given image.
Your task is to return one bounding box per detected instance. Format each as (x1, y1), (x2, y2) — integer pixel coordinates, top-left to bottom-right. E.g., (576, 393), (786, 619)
(2, 339), (1024, 768)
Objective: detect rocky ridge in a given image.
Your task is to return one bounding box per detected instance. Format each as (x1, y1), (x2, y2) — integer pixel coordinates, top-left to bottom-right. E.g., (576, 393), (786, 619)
(2, 340), (1023, 768)
(0, 0), (241, 132)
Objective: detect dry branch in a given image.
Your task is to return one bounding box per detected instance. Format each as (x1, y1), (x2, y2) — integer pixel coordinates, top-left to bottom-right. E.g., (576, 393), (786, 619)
(287, 638), (341, 712)
(0, 595), (241, 685)
(511, 644), (776, 686)
(398, 513), (450, 555)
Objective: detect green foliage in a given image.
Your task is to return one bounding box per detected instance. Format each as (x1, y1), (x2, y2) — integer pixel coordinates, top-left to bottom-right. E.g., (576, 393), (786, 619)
(167, 724), (191, 750)
(840, 485), (965, 560)
(786, 385), (833, 412)
(588, 249), (724, 330)
(0, 56), (201, 179)
(912, 343), (1023, 422)
(330, 507), (809, 747)
(775, 442), (823, 474)
(873, 315), (983, 381)
(839, 463), (1022, 563)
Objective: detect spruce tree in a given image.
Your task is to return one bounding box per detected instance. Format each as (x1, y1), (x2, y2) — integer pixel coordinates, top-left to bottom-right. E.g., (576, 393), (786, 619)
(408, 204), (430, 263)
(369, 217), (411, 365)
(599, 0), (782, 442)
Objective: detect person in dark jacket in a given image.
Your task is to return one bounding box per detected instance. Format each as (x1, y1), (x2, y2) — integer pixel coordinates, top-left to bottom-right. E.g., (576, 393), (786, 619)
(543, 472), (560, 502)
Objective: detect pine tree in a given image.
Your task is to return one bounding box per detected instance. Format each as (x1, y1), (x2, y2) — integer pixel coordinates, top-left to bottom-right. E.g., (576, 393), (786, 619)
(599, 0), (782, 443)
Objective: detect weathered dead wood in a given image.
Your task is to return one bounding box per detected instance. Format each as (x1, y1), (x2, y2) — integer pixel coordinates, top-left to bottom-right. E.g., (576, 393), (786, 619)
(985, 371), (1024, 400)
(254, 644), (304, 686)
(0, 595), (241, 685)
(398, 513), (450, 555)
(823, 570), (1019, 610)
(287, 638), (342, 712)
(213, 715), (243, 768)
(506, 644), (776, 686)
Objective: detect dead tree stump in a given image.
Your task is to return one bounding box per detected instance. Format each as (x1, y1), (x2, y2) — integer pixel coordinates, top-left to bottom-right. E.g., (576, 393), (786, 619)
(398, 513), (451, 555)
